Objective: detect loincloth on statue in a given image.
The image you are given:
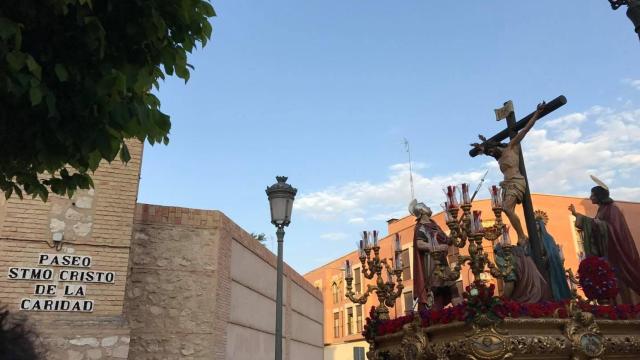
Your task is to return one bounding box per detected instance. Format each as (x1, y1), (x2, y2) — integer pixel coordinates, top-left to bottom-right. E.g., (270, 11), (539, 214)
(500, 176), (526, 204)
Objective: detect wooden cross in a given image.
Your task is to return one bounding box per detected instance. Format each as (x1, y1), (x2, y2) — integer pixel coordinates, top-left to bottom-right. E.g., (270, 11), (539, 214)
(469, 95), (567, 273)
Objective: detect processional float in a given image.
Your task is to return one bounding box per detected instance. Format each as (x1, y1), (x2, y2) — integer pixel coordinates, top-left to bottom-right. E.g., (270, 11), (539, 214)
(345, 96), (640, 360)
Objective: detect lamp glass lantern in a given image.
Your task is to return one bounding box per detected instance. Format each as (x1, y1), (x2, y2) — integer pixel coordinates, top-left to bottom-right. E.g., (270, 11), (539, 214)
(266, 176), (297, 227)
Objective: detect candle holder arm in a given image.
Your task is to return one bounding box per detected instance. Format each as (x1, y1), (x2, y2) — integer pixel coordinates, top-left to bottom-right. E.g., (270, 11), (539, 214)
(360, 256), (376, 279)
(345, 281), (375, 304)
(384, 272), (405, 306)
(447, 221), (467, 248)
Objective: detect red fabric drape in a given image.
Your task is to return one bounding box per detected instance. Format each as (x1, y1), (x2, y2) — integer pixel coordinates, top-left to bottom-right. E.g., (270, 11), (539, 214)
(413, 220), (453, 309)
(598, 203), (640, 295)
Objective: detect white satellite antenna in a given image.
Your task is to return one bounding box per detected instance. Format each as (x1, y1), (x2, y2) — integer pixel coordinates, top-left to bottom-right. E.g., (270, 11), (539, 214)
(403, 138), (415, 201)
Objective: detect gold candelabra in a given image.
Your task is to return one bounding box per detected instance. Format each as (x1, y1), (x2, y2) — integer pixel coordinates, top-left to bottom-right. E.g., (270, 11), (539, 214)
(431, 184), (515, 284)
(344, 231), (404, 320)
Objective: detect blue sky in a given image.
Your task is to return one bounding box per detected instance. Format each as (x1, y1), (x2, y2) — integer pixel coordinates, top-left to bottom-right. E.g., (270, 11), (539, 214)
(138, 1), (640, 274)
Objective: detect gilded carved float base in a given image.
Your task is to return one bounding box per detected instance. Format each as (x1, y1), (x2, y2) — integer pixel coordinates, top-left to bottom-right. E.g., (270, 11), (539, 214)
(368, 315), (640, 360)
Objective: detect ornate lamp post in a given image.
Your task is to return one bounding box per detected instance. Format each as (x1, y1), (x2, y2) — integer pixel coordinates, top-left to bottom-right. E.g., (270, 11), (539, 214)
(609, 0), (640, 40)
(266, 176), (297, 360)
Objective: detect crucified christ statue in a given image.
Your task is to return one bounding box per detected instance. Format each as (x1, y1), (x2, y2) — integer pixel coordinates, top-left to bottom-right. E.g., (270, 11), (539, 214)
(471, 102), (546, 245)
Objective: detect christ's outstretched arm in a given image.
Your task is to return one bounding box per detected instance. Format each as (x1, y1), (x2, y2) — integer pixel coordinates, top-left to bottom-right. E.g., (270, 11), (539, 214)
(508, 102), (546, 148)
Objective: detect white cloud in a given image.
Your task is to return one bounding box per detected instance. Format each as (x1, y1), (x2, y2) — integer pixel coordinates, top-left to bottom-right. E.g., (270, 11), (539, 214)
(544, 113), (586, 128)
(623, 79), (640, 91)
(320, 232), (350, 241)
(296, 105), (640, 228)
(295, 163), (485, 223)
(294, 192), (360, 221)
(611, 187), (640, 201)
(389, 162), (427, 172)
(525, 107), (640, 199)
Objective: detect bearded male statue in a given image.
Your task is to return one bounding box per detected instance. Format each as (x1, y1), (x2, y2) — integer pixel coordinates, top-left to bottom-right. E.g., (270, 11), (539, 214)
(409, 199), (461, 311)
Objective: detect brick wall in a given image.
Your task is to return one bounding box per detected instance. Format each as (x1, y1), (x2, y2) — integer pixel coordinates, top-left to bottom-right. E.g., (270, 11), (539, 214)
(0, 140), (142, 360)
(126, 204), (221, 359)
(0, 139), (325, 360)
(127, 204), (324, 360)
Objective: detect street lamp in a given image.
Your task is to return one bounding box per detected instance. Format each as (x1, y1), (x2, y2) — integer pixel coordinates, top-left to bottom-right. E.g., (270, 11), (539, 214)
(266, 176), (297, 360)
(609, 0), (640, 40)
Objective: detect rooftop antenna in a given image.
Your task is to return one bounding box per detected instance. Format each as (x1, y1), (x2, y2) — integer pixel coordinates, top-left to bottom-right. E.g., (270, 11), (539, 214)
(403, 138), (415, 200)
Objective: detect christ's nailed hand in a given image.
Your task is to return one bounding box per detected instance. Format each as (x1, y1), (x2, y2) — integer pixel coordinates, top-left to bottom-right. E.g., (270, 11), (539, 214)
(537, 101), (547, 112)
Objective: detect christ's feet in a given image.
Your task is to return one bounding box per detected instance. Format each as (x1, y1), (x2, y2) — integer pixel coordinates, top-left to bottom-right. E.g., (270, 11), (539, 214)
(517, 236), (528, 247)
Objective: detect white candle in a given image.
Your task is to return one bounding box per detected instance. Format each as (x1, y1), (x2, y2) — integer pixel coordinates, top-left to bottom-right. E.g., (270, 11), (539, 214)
(472, 211), (482, 233)
(362, 231), (369, 249)
(445, 185), (459, 208)
(441, 202), (453, 222)
(394, 234), (401, 252)
(489, 185), (503, 209)
(501, 225), (511, 246)
(461, 183), (470, 205)
(372, 230), (378, 247)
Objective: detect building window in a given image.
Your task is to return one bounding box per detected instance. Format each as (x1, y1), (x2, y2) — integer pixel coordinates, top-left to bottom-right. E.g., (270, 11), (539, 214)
(333, 311), (341, 338)
(354, 267), (361, 294)
(403, 291), (414, 314)
(353, 347), (366, 360)
(332, 283), (339, 304)
(401, 249), (411, 280)
(355, 304), (363, 332)
(346, 307), (354, 335)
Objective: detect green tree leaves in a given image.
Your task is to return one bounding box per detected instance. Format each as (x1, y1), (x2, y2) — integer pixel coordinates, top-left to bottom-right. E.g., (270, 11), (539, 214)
(251, 233), (268, 246)
(6, 51), (25, 70)
(0, 0), (215, 201)
(54, 64), (68, 82)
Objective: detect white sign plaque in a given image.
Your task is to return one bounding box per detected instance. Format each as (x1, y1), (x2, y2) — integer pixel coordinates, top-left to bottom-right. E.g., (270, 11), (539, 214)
(6, 253), (116, 312)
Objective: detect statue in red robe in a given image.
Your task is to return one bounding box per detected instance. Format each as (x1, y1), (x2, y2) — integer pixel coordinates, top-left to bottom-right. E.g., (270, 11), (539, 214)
(569, 185), (640, 304)
(409, 200), (460, 311)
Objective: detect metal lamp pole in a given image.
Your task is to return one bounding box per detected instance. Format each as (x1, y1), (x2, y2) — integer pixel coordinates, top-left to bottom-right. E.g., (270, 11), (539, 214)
(266, 176), (297, 360)
(275, 225), (285, 360)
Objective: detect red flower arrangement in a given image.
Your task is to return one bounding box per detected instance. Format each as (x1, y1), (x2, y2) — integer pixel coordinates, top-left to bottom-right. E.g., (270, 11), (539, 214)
(498, 299), (569, 319)
(463, 282), (503, 323)
(577, 256), (619, 301)
(362, 306), (382, 339)
(375, 313), (414, 336)
(362, 301), (640, 340)
(361, 279), (640, 341)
